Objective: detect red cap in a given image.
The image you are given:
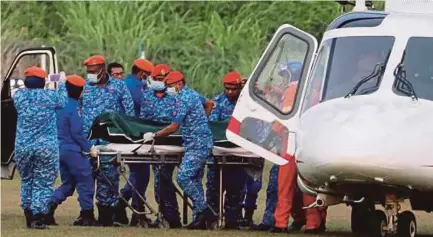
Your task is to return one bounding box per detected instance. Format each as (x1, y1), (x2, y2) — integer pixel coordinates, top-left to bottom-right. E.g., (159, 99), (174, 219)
(164, 71), (184, 85)
(151, 64), (170, 78)
(24, 66), (47, 79)
(223, 71), (243, 85)
(83, 55), (105, 66)
(66, 75), (86, 87)
(133, 59), (154, 73)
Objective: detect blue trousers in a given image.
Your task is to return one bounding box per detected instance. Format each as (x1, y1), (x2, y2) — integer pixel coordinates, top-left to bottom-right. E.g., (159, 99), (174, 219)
(176, 149), (208, 219)
(153, 165), (180, 223)
(120, 164), (150, 208)
(95, 155), (119, 207)
(240, 167), (263, 210)
(15, 146), (59, 215)
(51, 150), (95, 211)
(261, 164), (279, 226)
(206, 162), (245, 224)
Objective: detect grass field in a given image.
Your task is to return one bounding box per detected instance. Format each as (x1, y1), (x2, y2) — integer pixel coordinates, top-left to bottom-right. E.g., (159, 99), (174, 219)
(2, 162), (432, 237)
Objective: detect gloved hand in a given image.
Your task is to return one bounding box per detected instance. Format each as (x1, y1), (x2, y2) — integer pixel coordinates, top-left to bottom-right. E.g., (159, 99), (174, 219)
(59, 71), (66, 83)
(89, 146), (98, 158)
(142, 132), (155, 143)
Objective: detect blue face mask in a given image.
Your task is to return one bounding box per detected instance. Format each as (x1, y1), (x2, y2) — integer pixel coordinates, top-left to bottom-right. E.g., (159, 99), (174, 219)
(147, 77), (166, 91)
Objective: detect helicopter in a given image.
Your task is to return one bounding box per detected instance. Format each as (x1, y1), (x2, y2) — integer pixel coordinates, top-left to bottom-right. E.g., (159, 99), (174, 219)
(226, 0), (433, 236)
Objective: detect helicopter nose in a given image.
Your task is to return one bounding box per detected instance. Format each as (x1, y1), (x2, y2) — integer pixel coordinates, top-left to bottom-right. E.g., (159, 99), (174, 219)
(296, 95), (433, 168)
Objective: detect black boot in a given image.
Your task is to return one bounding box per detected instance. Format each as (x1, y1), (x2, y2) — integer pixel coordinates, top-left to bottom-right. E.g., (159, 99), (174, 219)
(304, 222), (326, 234)
(44, 202), (58, 226)
(30, 213), (48, 229)
(270, 226), (288, 233)
(185, 209), (208, 230)
(287, 220), (305, 232)
(251, 223), (273, 231)
(97, 204), (117, 227)
(239, 208), (254, 227)
(24, 209), (32, 228)
(73, 209), (98, 226)
(224, 221), (240, 230)
(113, 199), (129, 225)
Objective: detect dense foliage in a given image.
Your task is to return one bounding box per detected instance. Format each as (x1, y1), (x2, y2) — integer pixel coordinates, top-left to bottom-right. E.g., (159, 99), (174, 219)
(1, 1), (382, 96)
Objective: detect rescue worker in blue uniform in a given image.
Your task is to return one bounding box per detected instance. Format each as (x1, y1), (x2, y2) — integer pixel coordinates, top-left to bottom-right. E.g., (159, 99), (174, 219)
(14, 66), (67, 229)
(142, 71), (215, 229)
(251, 164), (279, 231)
(115, 59), (154, 226)
(139, 64), (182, 228)
(239, 166), (263, 227)
(206, 71), (245, 229)
(45, 75), (98, 226)
(81, 55), (135, 226)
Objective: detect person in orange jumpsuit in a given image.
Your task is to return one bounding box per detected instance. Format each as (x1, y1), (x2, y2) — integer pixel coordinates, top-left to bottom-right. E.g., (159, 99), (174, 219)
(299, 66), (328, 233)
(270, 61), (325, 234)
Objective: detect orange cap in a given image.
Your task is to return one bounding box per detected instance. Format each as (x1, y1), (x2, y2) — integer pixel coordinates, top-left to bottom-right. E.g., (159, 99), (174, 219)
(66, 75), (86, 87)
(164, 71), (184, 85)
(223, 71), (243, 85)
(83, 55), (105, 66)
(24, 66), (47, 79)
(151, 64), (170, 78)
(133, 59), (154, 73)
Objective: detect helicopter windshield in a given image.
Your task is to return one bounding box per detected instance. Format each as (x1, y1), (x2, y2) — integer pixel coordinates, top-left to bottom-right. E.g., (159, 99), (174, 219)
(393, 37), (433, 101)
(301, 36), (395, 113)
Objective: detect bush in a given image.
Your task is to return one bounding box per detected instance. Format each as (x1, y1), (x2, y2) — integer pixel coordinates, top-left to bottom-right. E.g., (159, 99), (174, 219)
(1, 1), (342, 96)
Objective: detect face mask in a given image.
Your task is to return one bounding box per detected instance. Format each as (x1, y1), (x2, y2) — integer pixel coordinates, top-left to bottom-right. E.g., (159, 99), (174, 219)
(147, 78), (166, 91)
(166, 87), (178, 96)
(87, 69), (102, 84)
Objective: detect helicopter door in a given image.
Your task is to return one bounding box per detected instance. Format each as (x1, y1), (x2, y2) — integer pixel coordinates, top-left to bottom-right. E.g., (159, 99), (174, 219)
(226, 24), (317, 165)
(1, 47), (58, 179)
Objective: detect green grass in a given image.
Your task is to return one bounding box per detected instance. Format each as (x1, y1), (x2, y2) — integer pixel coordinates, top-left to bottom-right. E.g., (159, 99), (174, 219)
(2, 162), (433, 237)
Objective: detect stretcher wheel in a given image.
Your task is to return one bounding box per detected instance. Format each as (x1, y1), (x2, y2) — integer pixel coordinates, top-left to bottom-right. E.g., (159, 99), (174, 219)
(137, 219), (149, 228)
(207, 221), (220, 230)
(117, 166), (126, 174)
(158, 219), (170, 229)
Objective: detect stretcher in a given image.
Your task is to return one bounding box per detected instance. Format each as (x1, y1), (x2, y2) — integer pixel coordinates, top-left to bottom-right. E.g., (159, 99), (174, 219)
(88, 113), (263, 229)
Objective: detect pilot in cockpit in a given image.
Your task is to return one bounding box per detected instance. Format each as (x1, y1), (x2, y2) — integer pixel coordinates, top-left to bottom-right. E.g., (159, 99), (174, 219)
(326, 50), (384, 100)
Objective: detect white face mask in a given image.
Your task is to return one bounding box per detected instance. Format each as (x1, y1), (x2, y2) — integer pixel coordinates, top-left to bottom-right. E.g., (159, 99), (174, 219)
(87, 69), (102, 84)
(166, 87), (178, 96)
(147, 77), (166, 91)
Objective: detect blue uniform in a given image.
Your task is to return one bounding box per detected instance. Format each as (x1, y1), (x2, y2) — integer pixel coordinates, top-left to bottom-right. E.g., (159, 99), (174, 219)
(123, 74), (146, 117)
(81, 76), (134, 207)
(239, 120), (268, 213)
(172, 86), (213, 219)
(139, 89), (180, 224)
(51, 98), (94, 211)
(120, 74), (150, 210)
(261, 164), (278, 226)
(14, 84), (67, 215)
(206, 93), (244, 224)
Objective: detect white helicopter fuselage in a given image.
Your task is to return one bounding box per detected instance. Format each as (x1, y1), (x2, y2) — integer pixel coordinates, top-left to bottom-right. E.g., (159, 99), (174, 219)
(296, 11), (433, 204)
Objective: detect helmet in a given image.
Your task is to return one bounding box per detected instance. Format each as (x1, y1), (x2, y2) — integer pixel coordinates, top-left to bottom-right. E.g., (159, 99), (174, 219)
(278, 60), (303, 82)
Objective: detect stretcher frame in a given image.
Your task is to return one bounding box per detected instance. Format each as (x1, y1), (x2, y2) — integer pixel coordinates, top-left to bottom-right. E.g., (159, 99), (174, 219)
(92, 140), (263, 229)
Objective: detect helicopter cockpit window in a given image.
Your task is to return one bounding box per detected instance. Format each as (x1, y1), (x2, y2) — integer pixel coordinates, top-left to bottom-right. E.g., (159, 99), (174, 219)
(393, 37), (433, 101)
(301, 44), (329, 114)
(314, 36), (395, 102)
(253, 33), (308, 115)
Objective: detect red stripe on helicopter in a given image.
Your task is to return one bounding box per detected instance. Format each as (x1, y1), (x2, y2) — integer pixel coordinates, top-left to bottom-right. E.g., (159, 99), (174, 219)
(227, 116), (241, 135)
